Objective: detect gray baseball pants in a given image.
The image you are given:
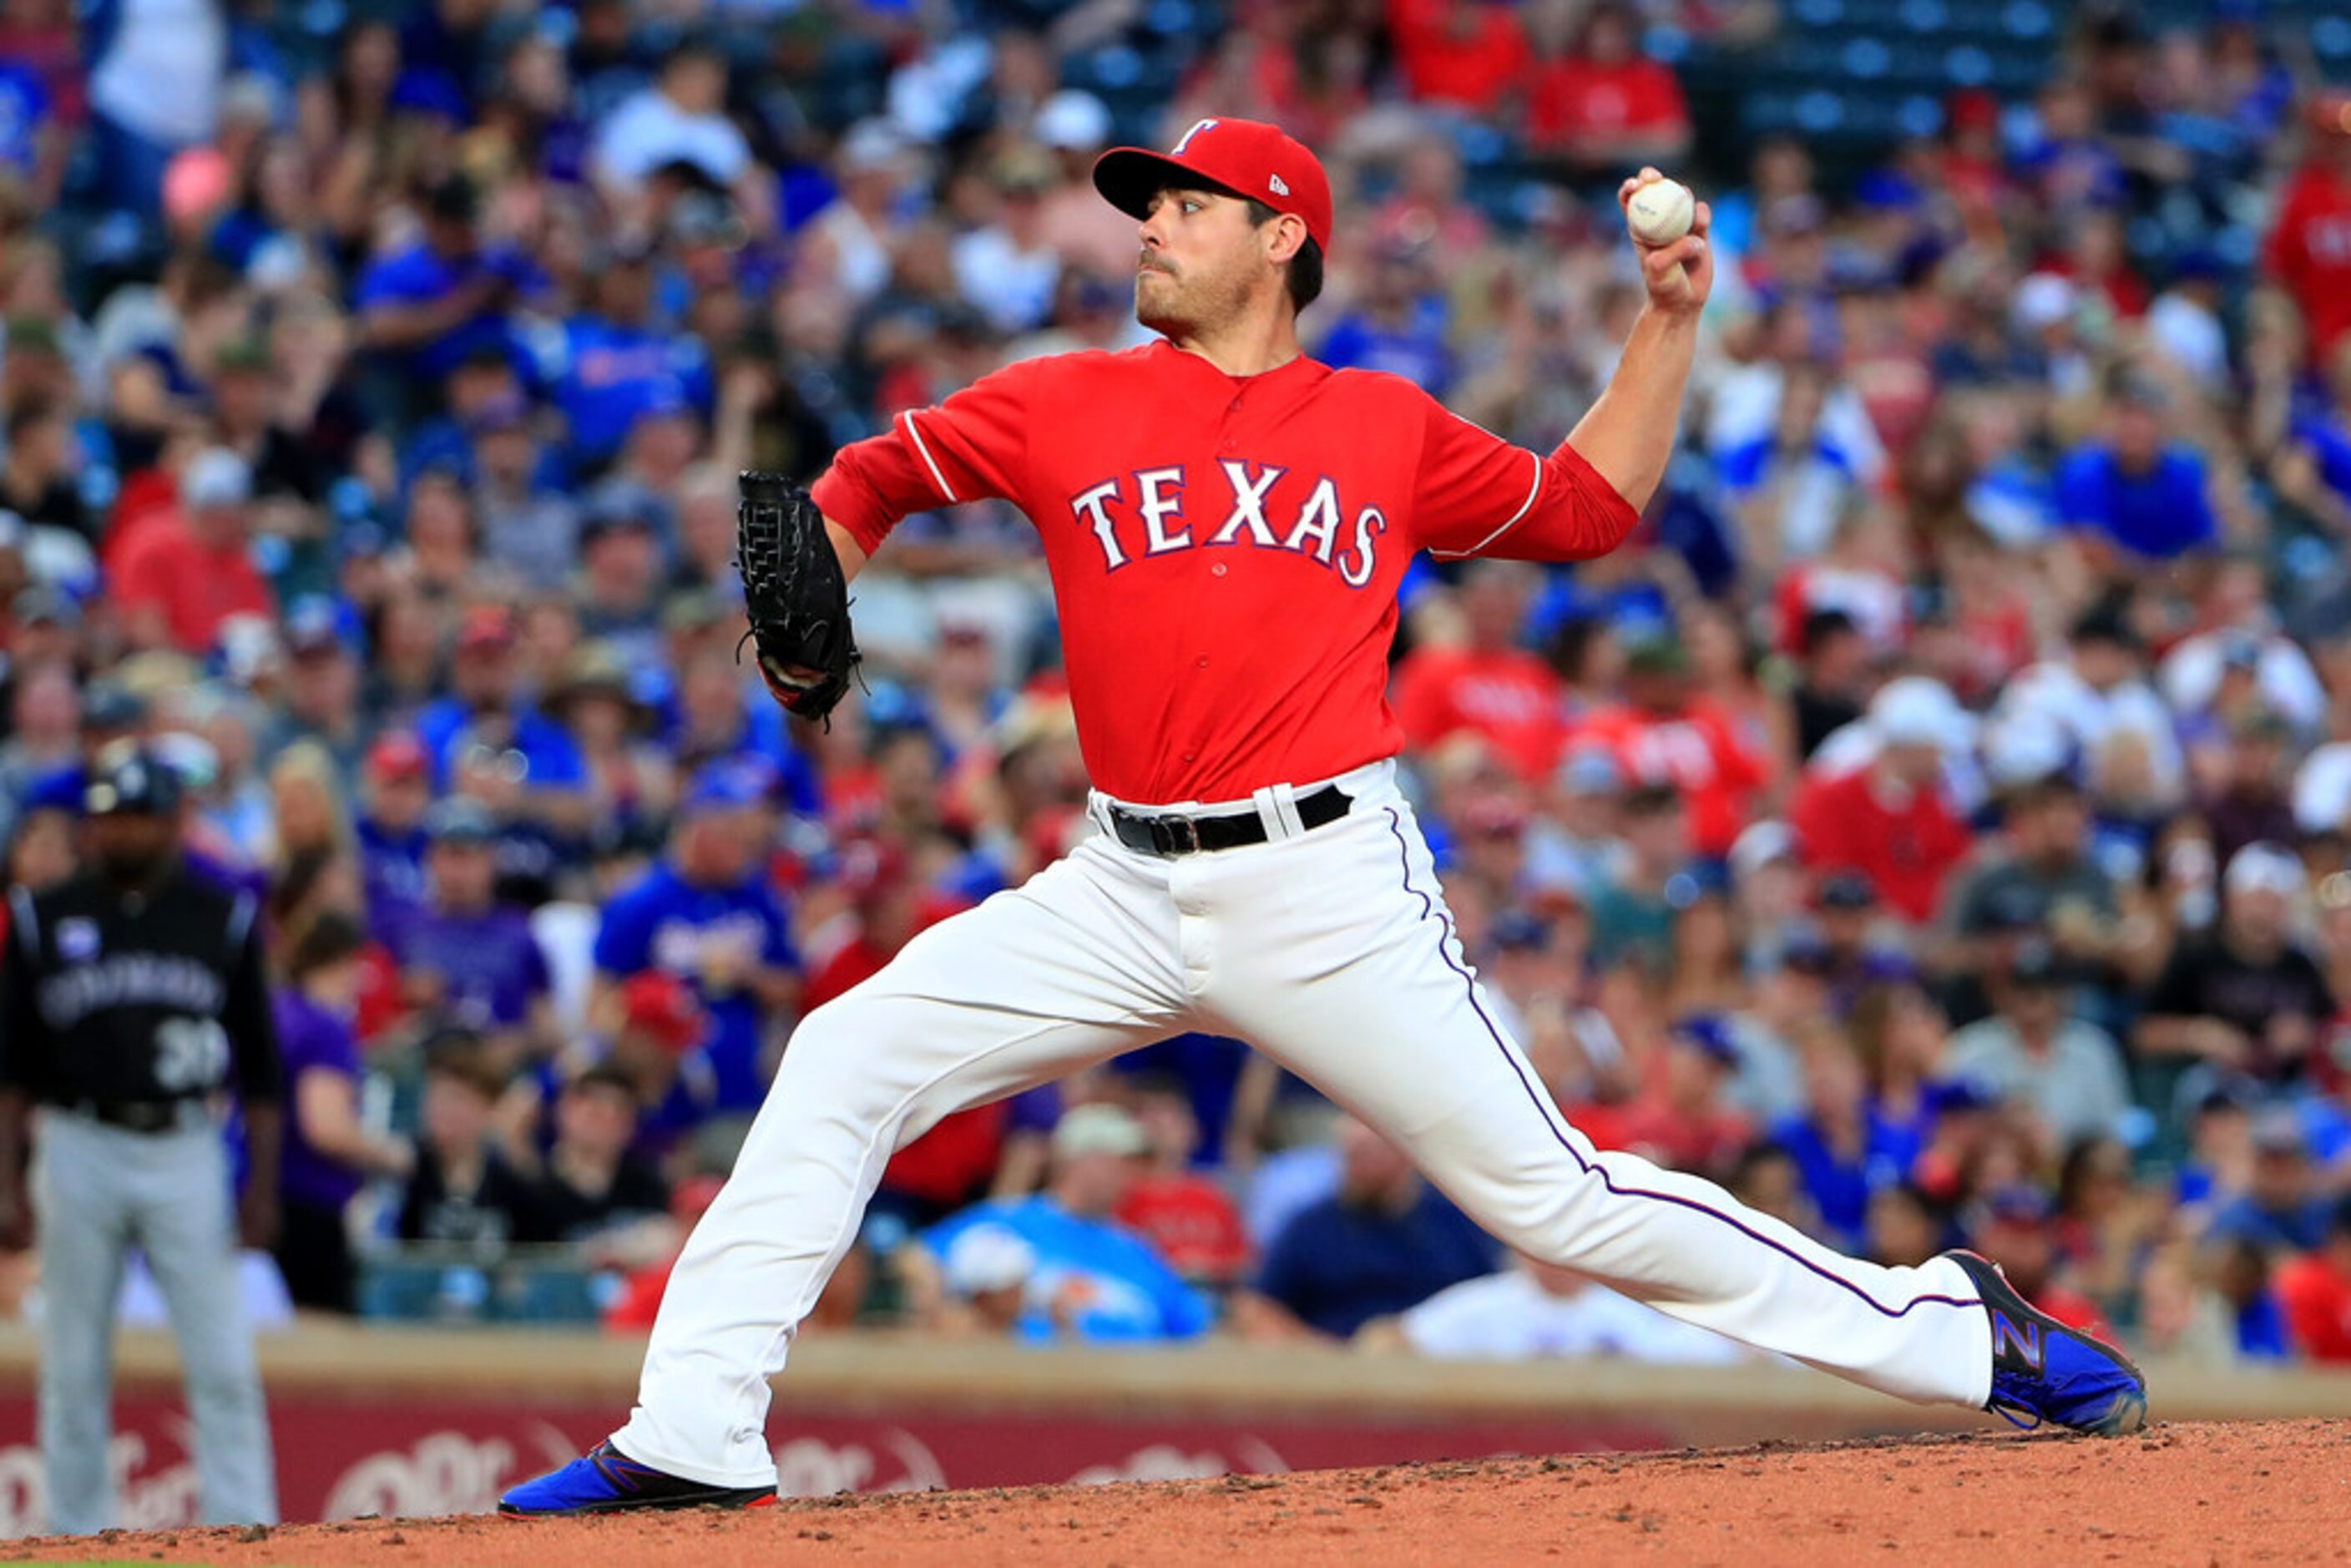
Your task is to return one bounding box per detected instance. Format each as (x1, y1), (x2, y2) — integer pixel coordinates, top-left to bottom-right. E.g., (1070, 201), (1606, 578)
(33, 1109), (276, 1534)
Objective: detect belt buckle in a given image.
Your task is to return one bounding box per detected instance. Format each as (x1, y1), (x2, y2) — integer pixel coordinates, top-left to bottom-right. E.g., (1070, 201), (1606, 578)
(1155, 814), (1201, 856)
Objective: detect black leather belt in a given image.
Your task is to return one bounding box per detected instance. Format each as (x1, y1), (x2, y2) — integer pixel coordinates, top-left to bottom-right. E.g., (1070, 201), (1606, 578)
(1108, 786), (1352, 858)
(64, 1099), (190, 1134)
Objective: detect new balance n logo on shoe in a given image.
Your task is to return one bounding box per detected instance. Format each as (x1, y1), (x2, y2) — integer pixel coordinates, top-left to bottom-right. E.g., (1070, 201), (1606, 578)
(1990, 1309), (2044, 1371)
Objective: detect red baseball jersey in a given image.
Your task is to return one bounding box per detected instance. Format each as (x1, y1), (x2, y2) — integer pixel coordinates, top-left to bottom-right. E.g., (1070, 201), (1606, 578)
(812, 339), (1639, 804)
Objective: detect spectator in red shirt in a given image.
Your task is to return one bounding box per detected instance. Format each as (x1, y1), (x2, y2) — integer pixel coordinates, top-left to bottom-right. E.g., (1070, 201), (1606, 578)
(114, 448), (274, 656)
(808, 840), (1019, 1227)
(2277, 1195), (2351, 1362)
(1388, 0), (1530, 115)
(1114, 1075), (1251, 1287)
(1603, 1016), (1753, 1180)
(1572, 638), (1768, 861)
(2266, 94), (2351, 369)
(1392, 562), (1565, 783)
(1791, 677), (1976, 923)
(1526, 3), (1692, 178)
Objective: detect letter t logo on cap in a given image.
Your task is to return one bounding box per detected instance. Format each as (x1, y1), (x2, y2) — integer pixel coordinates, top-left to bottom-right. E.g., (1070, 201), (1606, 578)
(1172, 119), (1218, 154)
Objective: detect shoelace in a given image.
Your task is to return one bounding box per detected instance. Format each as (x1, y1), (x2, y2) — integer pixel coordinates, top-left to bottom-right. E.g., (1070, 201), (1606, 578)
(1986, 1397), (2040, 1433)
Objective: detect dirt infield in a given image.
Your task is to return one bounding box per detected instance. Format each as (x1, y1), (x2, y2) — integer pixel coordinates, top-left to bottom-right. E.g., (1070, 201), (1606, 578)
(10, 1419), (2345, 1566)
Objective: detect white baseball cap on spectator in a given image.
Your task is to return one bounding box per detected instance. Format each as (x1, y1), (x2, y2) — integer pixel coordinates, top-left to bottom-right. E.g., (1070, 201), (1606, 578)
(941, 1223), (1038, 1298)
(1980, 708), (2072, 793)
(2012, 272), (2076, 334)
(839, 119), (910, 175)
(1051, 1103), (1150, 1161)
(184, 448), (253, 509)
(1035, 89), (1111, 153)
(1730, 820), (1796, 886)
(1870, 675), (1966, 751)
(2223, 842), (2305, 900)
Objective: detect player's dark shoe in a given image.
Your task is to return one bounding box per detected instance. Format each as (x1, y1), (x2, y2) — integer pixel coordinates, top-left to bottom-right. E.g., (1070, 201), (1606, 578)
(1944, 1249), (2146, 1436)
(498, 1441), (778, 1516)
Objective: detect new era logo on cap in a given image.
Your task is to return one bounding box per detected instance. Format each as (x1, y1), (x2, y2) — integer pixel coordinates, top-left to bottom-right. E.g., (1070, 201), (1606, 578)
(1269, 175), (1289, 195)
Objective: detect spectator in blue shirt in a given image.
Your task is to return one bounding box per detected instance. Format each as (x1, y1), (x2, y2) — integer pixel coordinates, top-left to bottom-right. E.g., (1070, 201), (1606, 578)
(379, 797), (559, 1065)
(592, 764), (800, 1111)
(413, 604), (589, 826)
(554, 237), (713, 470)
(0, 58), (61, 205)
(1249, 1116), (1498, 1338)
(355, 732), (432, 933)
(915, 1104), (1212, 1345)
(2055, 378), (2221, 561)
(1313, 237), (1452, 397)
(2206, 1113), (2334, 1254)
(355, 174), (543, 402)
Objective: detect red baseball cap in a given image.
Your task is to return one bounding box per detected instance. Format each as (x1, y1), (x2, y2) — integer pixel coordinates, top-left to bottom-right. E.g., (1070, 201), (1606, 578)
(455, 604), (517, 653)
(365, 731), (430, 783)
(618, 970), (706, 1054)
(1093, 116), (1332, 254)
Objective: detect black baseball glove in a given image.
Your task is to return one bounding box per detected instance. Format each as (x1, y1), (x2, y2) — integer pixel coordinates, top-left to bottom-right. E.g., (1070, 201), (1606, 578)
(736, 471), (859, 725)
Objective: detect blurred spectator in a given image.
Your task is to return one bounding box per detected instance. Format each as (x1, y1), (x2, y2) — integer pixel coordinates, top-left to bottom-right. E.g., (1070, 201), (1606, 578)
(910, 1105), (1211, 1345)
(1388, 0), (1529, 116)
(1392, 562), (1562, 782)
(2205, 1112), (2333, 1254)
(1964, 1186), (2111, 1339)
(1573, 635), (1767, 862)
(1246, 1117), (1497, 1339)
(2140, 843), (2332, 1088)
(1585, 782), (1689, 971)
(355, 733), (431, 928)
(397, 1034), (551, 1247)
(2265, 94), (2351, 369)
(591, 765), (798, 1110)
(1364, 1253), (1743, 1363)
(590, 42), (758, 230)
(1939, 943), (2132, 1148)
(1786, 609), (1869, 763)
(1792, 679), (1974, 924)
(2055, 377), (2222, 564)
(1113, 1075), (1251, 1289)
(1526, 3), (1691, 178)
(114, 450), (274, 656)
(379, 797), (558, 1067)
(1597, 1016), (1752, 1179)
(273, 912), (413, 1312)
(2276, 1193), (2351, 1361)
(530, 1066), (672, 1259)
(355, 175), (538, 406)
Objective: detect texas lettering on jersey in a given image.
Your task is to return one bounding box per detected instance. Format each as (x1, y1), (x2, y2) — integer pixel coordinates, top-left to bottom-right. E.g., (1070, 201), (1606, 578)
(1066, 462), (1388, 587)
(812, 338), (1641, 804)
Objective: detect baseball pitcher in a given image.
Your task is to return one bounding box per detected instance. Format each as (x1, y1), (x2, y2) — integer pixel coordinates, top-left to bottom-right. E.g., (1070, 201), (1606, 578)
(504, 119), (2143, 1516)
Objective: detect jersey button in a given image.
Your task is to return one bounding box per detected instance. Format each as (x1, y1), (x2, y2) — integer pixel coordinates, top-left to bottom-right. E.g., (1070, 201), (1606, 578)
(1211, 563), (1227, 577)
(1183, 751), (1196, 762)
(1196, 655), (1209, 669)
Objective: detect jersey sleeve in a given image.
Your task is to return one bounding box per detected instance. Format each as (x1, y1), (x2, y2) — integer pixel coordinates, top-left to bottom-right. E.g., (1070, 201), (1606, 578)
(809, 359), (1037, 557)
(224, 896), (285, 1105)
(1413, 399), (1641, 563)
(0, 890), (42, 1092)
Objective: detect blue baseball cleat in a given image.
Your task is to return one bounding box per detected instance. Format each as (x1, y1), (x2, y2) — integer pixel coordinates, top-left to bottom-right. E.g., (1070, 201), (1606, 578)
(499, 1440), (778, 1516)
(1945, 1250), (2147, 1436)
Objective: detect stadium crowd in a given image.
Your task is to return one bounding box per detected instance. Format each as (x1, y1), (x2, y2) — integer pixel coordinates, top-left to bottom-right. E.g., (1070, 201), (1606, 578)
(2, 0), (2351, 1372)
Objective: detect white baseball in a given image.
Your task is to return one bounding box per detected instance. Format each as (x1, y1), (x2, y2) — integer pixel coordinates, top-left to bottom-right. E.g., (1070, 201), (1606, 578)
(1626, 178), (1695, 246)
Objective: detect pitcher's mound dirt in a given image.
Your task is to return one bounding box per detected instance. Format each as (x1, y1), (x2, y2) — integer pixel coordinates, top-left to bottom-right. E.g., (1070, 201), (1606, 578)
(11, 1419), (2344, 1565)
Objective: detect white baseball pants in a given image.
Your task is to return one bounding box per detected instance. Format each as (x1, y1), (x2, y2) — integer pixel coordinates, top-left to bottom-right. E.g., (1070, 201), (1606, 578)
(614, 759), (1991, 1486)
